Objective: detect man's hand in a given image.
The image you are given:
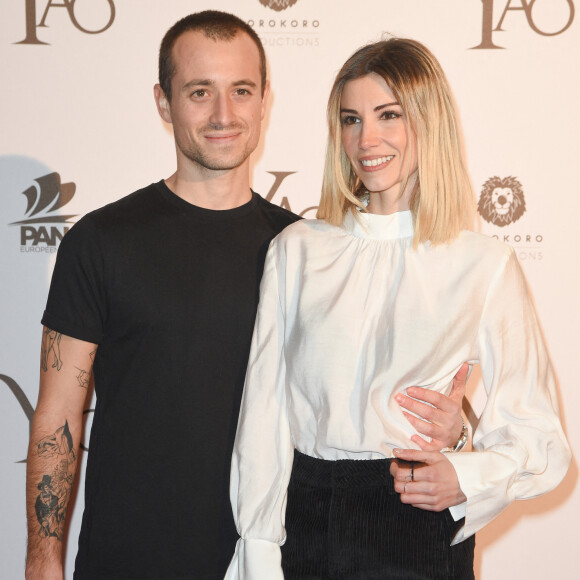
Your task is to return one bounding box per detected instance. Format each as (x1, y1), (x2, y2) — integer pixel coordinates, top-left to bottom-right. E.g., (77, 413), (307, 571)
(390, 448), (467, 511)
(395, 363), (468, 451)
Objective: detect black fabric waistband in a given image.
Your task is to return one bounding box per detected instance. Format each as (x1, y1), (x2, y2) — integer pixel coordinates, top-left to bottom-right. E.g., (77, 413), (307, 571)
(290, 449), (397, 490)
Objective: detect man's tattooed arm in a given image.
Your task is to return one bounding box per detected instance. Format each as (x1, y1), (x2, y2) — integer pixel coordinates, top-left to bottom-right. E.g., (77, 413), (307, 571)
(75, 351), (96, 389)
(32, 421), (77, 541)
(41, 328), (63, 372)
(26, 328), (98, 580)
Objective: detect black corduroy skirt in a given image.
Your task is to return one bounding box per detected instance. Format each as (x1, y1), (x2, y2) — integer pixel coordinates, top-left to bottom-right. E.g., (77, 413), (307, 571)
(281, 450), (474, 580)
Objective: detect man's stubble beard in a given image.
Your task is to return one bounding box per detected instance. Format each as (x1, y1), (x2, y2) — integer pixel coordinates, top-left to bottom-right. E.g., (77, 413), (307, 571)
(180, 144), (253, 172)
(179, 122), (259, 172)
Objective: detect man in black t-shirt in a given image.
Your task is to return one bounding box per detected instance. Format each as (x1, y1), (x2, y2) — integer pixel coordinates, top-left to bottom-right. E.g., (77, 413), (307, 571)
(25, 11), (467, 580)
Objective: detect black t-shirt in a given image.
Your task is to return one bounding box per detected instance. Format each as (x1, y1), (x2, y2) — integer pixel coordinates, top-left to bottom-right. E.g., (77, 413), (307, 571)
(42, 181), (299, 579)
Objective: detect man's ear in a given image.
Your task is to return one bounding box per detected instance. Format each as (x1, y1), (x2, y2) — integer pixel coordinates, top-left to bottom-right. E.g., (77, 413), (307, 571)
(154, 84), (172, 124)
(260, 80), (271, 120)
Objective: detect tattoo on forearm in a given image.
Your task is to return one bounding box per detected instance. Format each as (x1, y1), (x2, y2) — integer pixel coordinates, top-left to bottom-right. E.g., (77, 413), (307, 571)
(41, 328), (63, 372)
(33, 421), (76, 541)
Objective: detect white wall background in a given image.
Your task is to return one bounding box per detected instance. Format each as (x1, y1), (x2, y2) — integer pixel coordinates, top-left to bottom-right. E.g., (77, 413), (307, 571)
(1, 1), (578, 578)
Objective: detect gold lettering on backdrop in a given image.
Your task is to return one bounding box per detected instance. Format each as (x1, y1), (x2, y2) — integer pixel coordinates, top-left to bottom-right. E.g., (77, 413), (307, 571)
(263, 172), (318, 217)
(265, 172), (297, 202)
(15, 0), (47, 44)
(472, 0), (575, 49)
(16, 0), (116, 44)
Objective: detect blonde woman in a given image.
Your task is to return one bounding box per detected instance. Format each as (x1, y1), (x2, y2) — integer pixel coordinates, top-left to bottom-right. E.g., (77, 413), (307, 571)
(227, 39), (570, 579)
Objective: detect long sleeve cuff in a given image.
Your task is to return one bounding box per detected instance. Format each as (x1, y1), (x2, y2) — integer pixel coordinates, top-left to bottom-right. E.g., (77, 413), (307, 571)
(446, 450), (519, 543)
(225, 538), (284, 580)
(448, 502), (466, 522)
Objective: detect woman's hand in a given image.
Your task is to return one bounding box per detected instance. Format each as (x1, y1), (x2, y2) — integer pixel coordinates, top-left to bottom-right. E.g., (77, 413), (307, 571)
(390, 448), (467, 511)
(395, 363), (468, 451)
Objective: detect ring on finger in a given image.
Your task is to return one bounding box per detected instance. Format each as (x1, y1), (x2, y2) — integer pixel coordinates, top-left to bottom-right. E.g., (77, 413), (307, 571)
(403, 483), (407, 494)
(410, 461), (414, 482)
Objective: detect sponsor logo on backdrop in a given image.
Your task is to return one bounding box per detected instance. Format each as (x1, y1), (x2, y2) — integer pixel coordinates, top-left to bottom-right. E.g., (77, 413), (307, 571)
(473, 0), (575, 49)
(249, 0), (320, 48)
(16, 0), (116, 45)
(477, 176), (543, 261)
(10, 172), (77, 252)
(259, 0), (299, 10)
(264, 171), (317, 217)
(478, 176), (525, 227)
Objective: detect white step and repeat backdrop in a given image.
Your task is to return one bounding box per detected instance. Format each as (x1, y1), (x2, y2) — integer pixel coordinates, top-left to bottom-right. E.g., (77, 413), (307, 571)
(1, 1), (578, 578)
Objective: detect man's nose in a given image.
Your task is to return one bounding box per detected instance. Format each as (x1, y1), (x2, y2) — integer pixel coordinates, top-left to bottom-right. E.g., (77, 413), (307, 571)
(209, 93), (235, 127)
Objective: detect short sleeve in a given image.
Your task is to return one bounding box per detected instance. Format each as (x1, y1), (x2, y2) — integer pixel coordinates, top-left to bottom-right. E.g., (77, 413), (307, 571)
(42, 214), (106, 344)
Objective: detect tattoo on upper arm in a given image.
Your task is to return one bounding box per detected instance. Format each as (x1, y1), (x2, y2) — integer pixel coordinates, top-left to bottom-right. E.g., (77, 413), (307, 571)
(42, 328), (96, 390)
(75, 369), (90, 389)
(41, 328), (63, 372)
(74, 350), (95, 389)
(34, 421), (77, 541)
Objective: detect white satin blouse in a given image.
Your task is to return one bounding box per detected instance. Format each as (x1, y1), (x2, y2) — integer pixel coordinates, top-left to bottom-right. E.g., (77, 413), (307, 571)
(226, 210), (570, 580)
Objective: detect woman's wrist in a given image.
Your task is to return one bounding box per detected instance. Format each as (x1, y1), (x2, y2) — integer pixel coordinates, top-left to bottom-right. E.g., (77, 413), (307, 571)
(443, 418), (468, 453)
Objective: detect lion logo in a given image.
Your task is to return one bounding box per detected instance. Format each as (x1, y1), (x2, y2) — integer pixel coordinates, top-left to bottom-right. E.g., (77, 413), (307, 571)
(477, 176), (526, 227)
(259, 0), (299, 11)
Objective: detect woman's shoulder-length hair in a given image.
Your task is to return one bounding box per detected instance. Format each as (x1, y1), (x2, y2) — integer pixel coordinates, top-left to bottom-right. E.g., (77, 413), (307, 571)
(317, 37), (474, 246)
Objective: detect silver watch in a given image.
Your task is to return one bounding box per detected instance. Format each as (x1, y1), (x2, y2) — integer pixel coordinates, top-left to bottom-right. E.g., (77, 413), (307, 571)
(446, 419), (468, 453)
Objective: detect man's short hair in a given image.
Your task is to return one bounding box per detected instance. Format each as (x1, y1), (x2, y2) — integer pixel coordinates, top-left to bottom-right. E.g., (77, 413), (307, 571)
(159, 10), (267, 101)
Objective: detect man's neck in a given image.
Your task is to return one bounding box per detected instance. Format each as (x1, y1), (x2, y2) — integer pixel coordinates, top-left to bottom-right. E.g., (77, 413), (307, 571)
(165, 163), (253, 210)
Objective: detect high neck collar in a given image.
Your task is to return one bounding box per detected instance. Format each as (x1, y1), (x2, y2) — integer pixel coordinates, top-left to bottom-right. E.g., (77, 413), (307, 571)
(342, 209), (414, 240)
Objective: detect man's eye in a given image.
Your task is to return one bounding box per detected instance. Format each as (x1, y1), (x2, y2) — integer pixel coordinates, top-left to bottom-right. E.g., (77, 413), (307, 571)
(235, 88), (250, 96)
(192, 89), (207, 97)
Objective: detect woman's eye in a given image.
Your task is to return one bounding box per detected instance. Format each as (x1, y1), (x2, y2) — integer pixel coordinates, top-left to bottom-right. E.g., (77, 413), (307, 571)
(381, 110), (400, 120)
(341, 115), (359, 126)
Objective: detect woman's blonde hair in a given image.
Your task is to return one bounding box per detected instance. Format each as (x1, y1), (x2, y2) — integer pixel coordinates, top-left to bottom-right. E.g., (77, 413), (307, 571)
(318, 38), (473, 246)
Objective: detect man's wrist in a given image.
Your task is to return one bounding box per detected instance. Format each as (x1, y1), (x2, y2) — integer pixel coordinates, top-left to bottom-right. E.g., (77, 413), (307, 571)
(25, 561), (64, 580)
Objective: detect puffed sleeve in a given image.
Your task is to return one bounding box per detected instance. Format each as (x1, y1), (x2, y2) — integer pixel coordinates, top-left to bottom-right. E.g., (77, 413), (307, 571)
(446, 247), (571, 544)
(225, 238), (294, 580)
